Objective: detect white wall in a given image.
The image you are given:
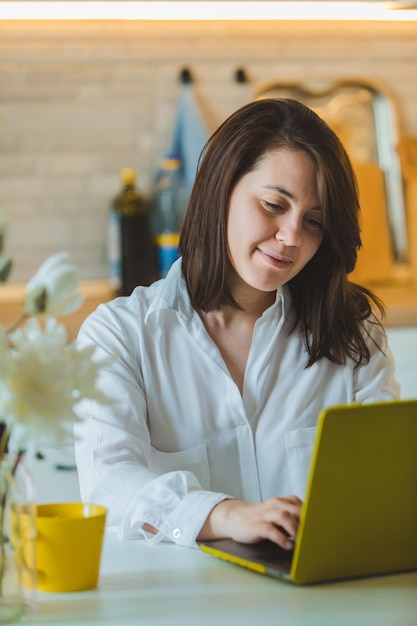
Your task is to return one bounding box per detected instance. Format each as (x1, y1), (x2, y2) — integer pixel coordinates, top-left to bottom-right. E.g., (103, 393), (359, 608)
(387, 327), (417, 399)
(1, 19), (417, 282)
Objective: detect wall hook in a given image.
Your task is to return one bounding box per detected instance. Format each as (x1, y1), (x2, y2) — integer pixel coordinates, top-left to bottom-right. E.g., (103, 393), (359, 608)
(234, 68), (248, 84)
(180, 68), (193, 84)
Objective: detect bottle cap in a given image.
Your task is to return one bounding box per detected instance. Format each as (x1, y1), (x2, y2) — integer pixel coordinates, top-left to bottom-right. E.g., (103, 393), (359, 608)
(120, 168), (136, 186)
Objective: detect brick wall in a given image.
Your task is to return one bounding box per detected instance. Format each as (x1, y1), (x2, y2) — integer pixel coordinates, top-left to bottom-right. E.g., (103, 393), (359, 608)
(1, 18), (416, 282)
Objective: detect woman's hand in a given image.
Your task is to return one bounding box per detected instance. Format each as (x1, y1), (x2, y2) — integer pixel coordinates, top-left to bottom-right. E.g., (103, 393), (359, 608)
(197, 496), (302, 550)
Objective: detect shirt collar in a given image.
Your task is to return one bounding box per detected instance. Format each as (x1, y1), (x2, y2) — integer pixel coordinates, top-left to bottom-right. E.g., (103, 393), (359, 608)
(145, 257), (291, 325)
(144, 258), (188, 323)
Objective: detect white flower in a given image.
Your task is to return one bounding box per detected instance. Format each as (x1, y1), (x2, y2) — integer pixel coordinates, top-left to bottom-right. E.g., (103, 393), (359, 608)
(24, 252), (84, 317)
(0, 318), (112, 451)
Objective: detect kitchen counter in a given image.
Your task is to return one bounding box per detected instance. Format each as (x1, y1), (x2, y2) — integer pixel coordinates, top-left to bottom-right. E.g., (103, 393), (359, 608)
(0, 279), (416, 340)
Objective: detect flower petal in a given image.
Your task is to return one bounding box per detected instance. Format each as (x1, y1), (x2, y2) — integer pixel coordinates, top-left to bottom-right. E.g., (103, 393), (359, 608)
(24, 252), (82, 317)
(50, 292), (84, 317)
(1, 319), (113, 450)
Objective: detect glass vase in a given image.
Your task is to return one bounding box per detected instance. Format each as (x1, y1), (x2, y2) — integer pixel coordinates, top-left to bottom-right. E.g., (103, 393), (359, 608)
(13, 457), (37, 613)
(0, 455), (37, 624)
(0, 458), (24, 624)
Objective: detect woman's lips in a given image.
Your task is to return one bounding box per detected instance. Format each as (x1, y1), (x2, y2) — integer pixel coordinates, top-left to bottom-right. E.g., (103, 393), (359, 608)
(258, 248), (293, 268)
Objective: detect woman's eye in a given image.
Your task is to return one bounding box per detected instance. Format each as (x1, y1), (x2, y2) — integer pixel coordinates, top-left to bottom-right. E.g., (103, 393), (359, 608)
(306, 216), (323, 229)
(264, 200), (284, 212)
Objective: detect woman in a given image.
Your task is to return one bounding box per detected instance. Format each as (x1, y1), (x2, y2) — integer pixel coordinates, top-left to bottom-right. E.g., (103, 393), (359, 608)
(75, 98), (400, 551)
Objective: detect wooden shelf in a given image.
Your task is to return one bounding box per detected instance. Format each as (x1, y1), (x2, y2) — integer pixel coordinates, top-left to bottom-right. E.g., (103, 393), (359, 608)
(0, 280), (115, 342)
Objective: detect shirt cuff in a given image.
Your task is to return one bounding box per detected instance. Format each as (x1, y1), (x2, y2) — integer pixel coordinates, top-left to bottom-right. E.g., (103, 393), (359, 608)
(156, 490), (231, 547)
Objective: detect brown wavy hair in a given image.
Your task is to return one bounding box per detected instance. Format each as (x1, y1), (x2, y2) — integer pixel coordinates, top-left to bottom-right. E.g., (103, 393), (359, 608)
(180, 98), (384, 367)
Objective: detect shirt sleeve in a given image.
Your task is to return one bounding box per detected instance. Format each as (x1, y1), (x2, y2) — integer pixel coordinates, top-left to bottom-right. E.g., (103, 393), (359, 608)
(352, 318), (401, 403)
(74, 303), (230, 548)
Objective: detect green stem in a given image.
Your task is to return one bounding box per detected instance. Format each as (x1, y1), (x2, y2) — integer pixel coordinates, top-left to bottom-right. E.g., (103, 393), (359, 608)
(0, 424), (9, 592)
(0, 506), (4, 597)
(10, 451), (24, 480)
(0, 426), (8, 461)
(0, 449), (24, 597)
(0, 461), (8, 598)
(7, 312), (29, 335)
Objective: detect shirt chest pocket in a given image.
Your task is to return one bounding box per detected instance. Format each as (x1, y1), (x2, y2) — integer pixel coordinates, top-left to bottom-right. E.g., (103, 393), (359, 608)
(284, 426), (317, 500)
(149, 444), (211, 490)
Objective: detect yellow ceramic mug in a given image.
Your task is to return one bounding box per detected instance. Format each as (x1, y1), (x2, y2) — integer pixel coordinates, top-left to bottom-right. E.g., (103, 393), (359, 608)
(23, 502), (107, 593)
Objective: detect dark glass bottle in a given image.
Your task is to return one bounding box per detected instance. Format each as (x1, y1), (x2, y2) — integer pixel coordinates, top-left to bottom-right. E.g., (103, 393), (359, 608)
(107, 168), (153, 296)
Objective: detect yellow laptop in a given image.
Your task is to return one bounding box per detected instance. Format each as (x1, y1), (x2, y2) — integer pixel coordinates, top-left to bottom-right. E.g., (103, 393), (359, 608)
(199, 399), (417, 584)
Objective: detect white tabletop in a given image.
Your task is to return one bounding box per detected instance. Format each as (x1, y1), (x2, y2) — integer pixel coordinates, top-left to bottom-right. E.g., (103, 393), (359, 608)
(21, 532), (417, 626)
(22, 450), (417, 626)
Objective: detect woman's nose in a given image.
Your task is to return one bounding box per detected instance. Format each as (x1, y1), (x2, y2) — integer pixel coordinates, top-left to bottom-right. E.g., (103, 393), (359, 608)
(275, 216), (302, 247)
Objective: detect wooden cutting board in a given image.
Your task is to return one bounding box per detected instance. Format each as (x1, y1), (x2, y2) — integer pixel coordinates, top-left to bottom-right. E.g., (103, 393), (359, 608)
(398, 136), (417, 286)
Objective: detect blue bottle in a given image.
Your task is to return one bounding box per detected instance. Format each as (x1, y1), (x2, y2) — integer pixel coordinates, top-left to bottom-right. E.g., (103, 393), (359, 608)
(150, 157), (188, 279)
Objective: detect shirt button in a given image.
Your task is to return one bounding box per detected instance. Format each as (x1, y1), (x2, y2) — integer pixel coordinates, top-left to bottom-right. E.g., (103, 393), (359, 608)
(172, 528), (182, 539)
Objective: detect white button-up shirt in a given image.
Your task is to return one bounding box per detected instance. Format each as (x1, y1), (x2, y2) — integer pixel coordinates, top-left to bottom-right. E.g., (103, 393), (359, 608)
(74, 259), (400, 547)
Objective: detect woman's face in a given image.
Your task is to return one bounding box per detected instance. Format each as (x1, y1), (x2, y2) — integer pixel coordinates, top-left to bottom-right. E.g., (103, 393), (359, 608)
(226, 148), (324, 297)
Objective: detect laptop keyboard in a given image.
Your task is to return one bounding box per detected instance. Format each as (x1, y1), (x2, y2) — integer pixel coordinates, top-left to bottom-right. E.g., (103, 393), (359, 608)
(242, 539), (294, 572)
(201, 538), (294, 574)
